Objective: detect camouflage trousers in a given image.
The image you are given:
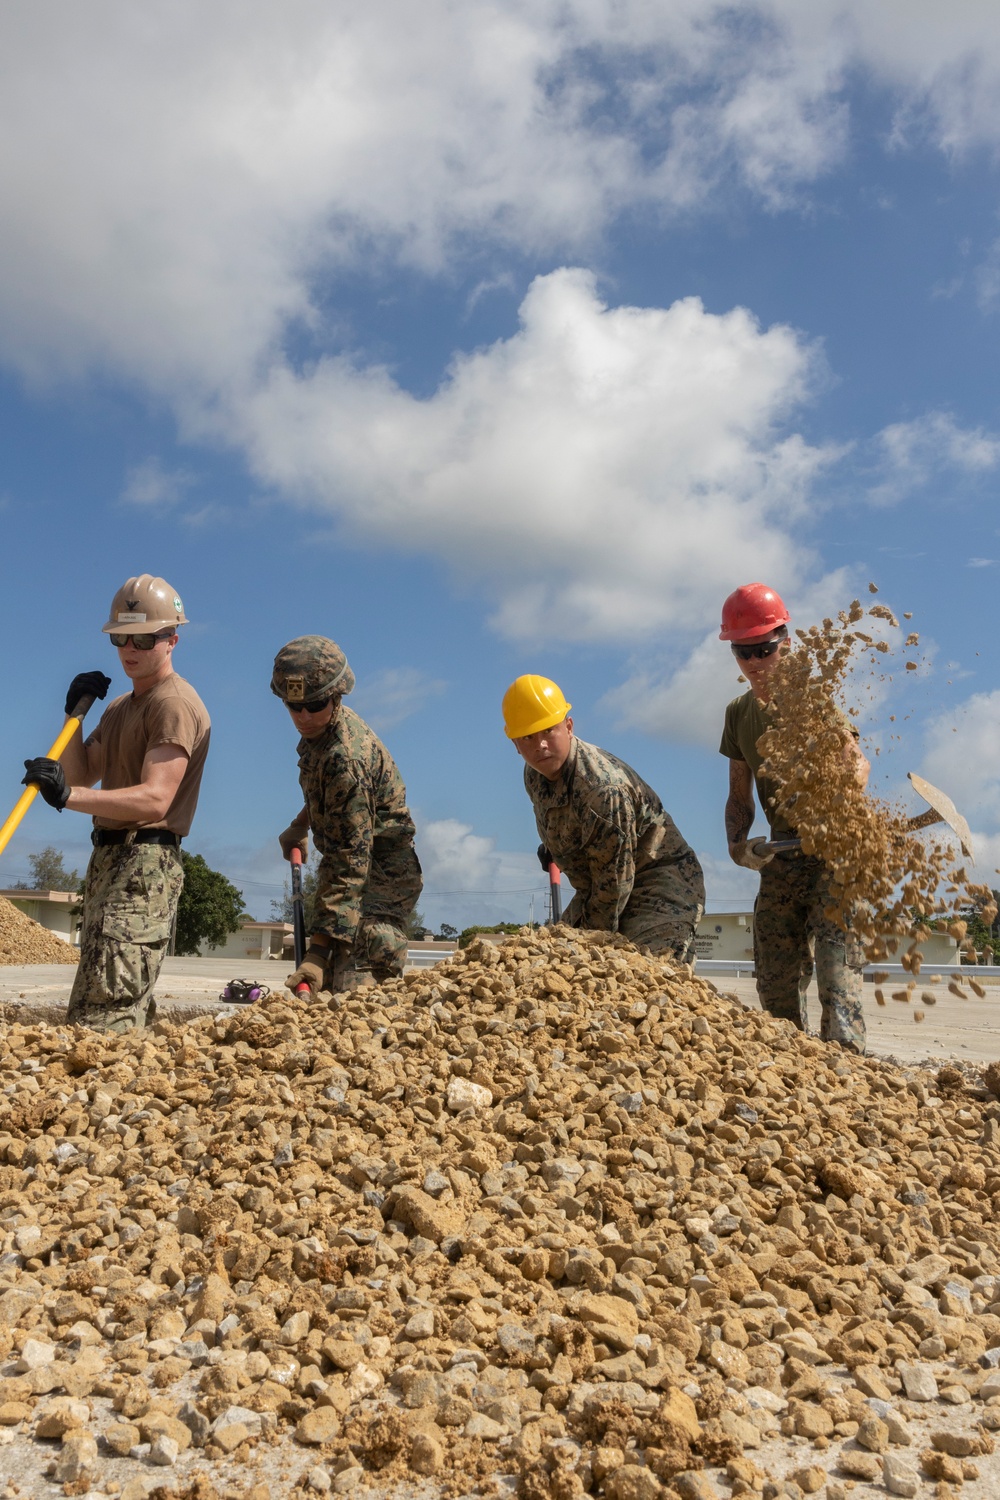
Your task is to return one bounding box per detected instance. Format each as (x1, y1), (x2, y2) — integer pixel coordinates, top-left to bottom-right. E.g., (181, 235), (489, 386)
(568, 853), (706, 962)
(317, 845), (422, 989)
(67, 843), (184, 1033)
(753, 851), (866, 1053)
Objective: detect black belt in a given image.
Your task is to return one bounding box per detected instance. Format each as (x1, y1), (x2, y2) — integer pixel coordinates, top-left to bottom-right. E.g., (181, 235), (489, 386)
(92, 829), (181, 847)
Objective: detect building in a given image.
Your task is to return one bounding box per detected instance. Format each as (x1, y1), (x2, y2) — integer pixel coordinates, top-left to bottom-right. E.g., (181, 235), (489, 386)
(695, 908), (961, 967)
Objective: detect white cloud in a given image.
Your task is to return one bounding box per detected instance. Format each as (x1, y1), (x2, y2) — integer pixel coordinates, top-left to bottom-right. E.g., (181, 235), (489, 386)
(1, 3), (1000, 402)
(236, 270), (836, 643)
(415, 816), (548, 931)
(350, 668), (447, 732)
(121, 457), (193, 507)
(920, 689), (1000, 827)
(870, 411), (1000, 505)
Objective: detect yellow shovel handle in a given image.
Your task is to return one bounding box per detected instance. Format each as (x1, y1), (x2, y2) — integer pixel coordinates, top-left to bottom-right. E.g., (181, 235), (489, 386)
(0, 694), (97, 860)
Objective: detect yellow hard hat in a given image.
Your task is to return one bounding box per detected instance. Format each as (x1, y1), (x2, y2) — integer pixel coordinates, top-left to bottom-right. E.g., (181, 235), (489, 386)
(502, 675), (572, 739)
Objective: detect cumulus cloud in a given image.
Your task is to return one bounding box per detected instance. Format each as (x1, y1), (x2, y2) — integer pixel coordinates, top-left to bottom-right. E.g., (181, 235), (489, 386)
(870, 411), (1000, 505)
(920, 689), (1000, 832)
(236, 270), (836, 643)
(415, 817), (548, 930)
(1, 3), (999, 399)
(350, 668), (447, 732)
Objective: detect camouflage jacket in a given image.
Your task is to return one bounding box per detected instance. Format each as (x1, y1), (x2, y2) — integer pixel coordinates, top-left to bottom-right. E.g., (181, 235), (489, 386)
(296, 705), (420, 942)
(524, 737), (703, 931)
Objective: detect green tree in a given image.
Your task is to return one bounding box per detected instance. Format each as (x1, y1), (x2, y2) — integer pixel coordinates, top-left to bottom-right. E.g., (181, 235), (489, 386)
(17, 847), (80, 891)
(458, 922), (523, 948)
(436, 923), (459, 941)
(406, 908), (430, 939)
(175, 852), (248, 956)
(959, 889), (1000, 963)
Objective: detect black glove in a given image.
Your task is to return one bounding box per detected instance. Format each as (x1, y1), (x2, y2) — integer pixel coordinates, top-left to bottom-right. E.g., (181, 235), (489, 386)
(22, 758), (70, 811)
(65, 671), (112, 716)
(537, 843), (553, 871)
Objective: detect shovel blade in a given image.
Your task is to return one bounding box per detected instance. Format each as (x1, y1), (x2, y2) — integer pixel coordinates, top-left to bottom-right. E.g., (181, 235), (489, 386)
(907, 771), (975, 864)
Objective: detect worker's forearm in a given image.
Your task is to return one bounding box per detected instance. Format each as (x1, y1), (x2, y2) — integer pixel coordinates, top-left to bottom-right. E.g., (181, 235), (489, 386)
(725, 792), (755, 847)
(64, 783), (174, 823)
(58, 726), (94, 788)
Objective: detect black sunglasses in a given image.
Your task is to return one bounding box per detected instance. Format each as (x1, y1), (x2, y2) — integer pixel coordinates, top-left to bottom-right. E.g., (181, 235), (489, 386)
(731, 639), (784, 662)
(287, 696), (332, 715)
(109, 630), (175, 650)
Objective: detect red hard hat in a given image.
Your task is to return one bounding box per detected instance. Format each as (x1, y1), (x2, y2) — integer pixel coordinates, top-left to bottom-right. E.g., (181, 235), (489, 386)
(719, 583), (790, 641)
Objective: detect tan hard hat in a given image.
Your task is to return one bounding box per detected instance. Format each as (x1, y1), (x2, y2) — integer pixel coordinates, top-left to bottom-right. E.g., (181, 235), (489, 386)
(102, 575), (189, 634)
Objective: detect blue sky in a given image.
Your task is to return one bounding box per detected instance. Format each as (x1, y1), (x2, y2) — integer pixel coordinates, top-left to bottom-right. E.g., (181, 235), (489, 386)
(2, 1), (1000, 932)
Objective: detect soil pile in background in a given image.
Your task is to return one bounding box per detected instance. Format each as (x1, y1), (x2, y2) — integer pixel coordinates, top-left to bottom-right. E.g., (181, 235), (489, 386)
(2, 929), (1000, 1498)
(0, 893), (79, 965)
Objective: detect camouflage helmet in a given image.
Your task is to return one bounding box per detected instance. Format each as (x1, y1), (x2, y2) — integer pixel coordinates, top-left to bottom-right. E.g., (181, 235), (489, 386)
(271, 636), (355, 704)
(102, 574), (188, 634)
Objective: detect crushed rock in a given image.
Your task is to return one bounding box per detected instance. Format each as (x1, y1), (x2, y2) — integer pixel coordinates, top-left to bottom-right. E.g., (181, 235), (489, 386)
(2, 927), (1000, 1498)
(0, 893), (79, 966)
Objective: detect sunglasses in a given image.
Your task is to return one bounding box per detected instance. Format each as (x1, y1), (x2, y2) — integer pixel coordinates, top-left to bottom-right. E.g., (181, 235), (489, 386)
(109, 630), (175, 650)
(287, 696), (332, 715)
(731, 639), (784, 661)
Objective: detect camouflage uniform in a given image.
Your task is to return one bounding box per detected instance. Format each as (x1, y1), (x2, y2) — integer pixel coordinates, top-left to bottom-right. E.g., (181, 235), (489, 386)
(297, 702), (422, 983)
(753, 851), (866, 1050)
(66, 843), (184, 1032)
(525, 737), (704, 960)
(720, 688), (866, 1053)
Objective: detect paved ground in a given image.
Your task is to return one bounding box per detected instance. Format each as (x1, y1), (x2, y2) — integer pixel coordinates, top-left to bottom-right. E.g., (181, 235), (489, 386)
(1, 956), (998, 1070)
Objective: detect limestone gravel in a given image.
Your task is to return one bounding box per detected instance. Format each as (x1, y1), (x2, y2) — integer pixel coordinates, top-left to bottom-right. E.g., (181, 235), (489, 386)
(0, 893), (79, 965)
(2, 928), (1000, 1499)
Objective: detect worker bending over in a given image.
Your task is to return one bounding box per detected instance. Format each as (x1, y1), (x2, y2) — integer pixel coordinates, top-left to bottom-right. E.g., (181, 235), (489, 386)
(720, 582), (868, 1052)
(273, 636), (422, 996)
(23, 575), (210, 1032)
(504, 675), (704, 960)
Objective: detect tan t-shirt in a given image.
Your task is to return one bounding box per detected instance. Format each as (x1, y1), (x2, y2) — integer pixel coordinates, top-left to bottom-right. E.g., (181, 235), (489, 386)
(87, 673), (211, 835)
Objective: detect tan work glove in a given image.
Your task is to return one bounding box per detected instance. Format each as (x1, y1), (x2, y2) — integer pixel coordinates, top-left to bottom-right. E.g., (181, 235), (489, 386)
(278, 821), (309, 861)
(286, 945), (328, 994)
(729, 837), (775, 871)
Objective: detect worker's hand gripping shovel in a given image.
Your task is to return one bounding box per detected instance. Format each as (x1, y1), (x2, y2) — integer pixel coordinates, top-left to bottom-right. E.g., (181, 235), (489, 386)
(289, 847), (311, 997)
(0, 690), (101, 859)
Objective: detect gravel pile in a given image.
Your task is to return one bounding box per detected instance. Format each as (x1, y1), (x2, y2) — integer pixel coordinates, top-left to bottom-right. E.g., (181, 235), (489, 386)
(0, 894), (79, 966)
(2, 928), (1000, 1499)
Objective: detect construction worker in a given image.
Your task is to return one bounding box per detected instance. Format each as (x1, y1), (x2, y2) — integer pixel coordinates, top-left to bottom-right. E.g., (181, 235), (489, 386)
(503, 675), (704, 959)
(273, 636), (422, 995)
(22, 575), (210, 1032)
(719, 582), (868, 1052)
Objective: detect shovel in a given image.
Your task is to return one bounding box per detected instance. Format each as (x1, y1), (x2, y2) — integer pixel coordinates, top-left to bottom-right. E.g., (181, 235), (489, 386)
(754, 772), (975, 863)
(0, 691), (100, 859)
(289, 846), (311, 996)
(547, 855), (563, 924)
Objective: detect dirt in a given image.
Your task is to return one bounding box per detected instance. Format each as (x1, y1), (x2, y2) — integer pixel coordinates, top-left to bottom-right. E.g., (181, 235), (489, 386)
(2, 928), (1000, 1499)
(0, 895), (78, 967)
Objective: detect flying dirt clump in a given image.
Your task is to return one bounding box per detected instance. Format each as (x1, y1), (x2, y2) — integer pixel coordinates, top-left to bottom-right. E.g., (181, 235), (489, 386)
(0, 893), (79, 965)
(758, 599), (996, 978)
(4, 928), (1000, 1497)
